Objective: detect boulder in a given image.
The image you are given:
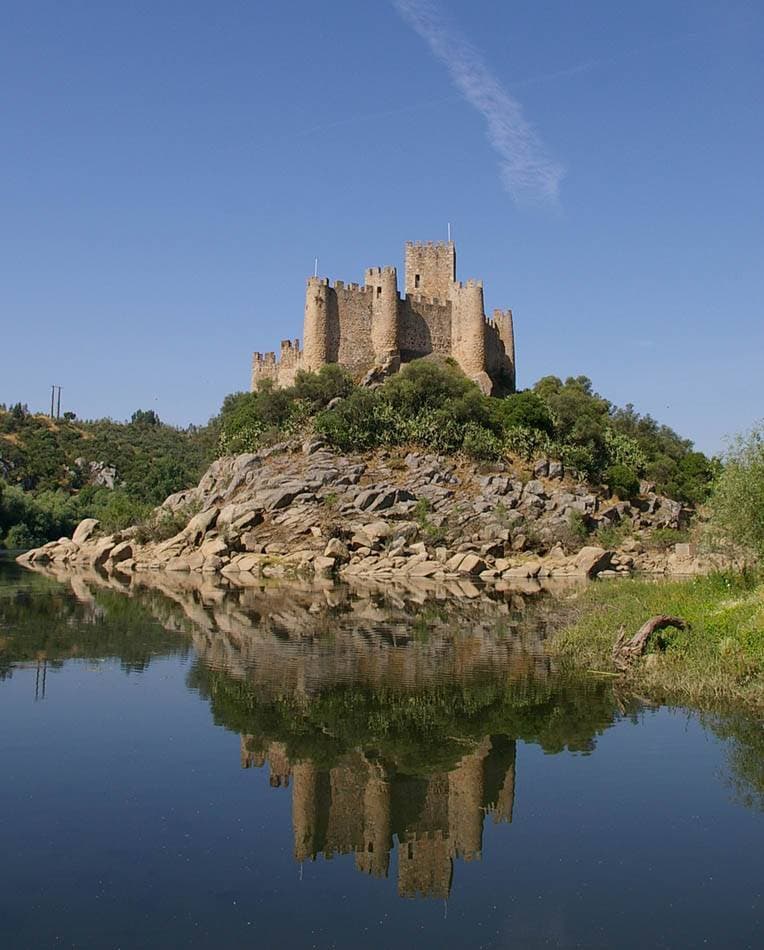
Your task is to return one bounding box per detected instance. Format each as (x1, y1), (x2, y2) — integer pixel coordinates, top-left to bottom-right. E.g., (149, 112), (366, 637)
(408, 561), (440, 577)
(201, 555), (224, 573)
(324, 538), (349, 561)
(262, 486), (303, 510)
(93, 539), (116, 566)
(573, 546), (613, 577)
(201, 537), (228, 558)
(109, 541), (133, 565)
(503, 560), (542, 579)
(313, 556), (337, 575)
(361, 521), (392, 543)
(231, 510), (263, 534)
(185, 508), (218, 543)
(457, 554), (487, 575)
(524, 480), (546, 498)
(72, 518), (100, 545)
(166, 557), (191, 572)
(355, 488), (382, 511)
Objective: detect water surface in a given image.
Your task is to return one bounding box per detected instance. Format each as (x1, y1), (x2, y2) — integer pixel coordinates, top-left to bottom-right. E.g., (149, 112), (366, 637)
(1, 558), (762, 948)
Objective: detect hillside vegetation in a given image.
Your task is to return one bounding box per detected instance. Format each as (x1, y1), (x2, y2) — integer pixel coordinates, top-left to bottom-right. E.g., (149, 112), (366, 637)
(0, 406), (217, 548)
(219, 360), (716, 503)
(1, 361), (716, 549)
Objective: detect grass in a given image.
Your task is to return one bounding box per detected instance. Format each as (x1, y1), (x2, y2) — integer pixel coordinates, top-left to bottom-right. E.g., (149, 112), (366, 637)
(550, 571), (764, 710)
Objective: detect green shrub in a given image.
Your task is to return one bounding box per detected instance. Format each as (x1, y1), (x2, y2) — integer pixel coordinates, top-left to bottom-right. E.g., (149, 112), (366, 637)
(567, 510), (590, 544)
(291, 364), (353, 410)
(593, 522), (630, 549)
(492, 390), (554, 435)
(604, 463), (640, 499)
(4, 523), (35, 550)
(461, 422), (502, 460)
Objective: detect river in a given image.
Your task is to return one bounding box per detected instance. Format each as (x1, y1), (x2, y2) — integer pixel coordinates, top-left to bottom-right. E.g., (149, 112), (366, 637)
(0, 557), (761, 948)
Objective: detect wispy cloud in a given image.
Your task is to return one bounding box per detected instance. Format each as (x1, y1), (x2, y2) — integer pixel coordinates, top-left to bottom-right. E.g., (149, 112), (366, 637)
(392, 0), (564, 203)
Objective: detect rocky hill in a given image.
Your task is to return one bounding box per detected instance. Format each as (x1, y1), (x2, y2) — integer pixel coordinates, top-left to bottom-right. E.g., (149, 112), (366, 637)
(18, 438), (726, 582)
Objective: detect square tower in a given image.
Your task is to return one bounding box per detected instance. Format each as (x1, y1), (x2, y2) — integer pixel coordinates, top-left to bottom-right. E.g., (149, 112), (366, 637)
(404, 241), (456, 301)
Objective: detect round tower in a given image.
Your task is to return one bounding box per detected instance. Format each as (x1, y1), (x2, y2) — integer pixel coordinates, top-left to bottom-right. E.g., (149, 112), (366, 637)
(365, 266), (400, 364)
(303, 277), (330, 371)
(450, 280), (487, 386)
(292, 761), (319, 862)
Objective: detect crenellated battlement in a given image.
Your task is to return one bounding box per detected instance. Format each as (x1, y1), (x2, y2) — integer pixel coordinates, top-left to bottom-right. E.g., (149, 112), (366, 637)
(405, 292), (449, 307)
(252, 351), (277, 366)
(250, 239), (516, 395)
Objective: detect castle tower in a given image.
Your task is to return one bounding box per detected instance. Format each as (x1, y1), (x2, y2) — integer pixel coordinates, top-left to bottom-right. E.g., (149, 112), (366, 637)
(292, 761), (320, 861)
(397, 834), (453, 900)
(493, 309), (516, 391)
(448, 739), (490, 860)
(355, 763), (392, 879)
(450, 280), (491, 394)
(303, 277), (330, 371)
(404, 241), (456, 300)
(365, 266), (400, 365)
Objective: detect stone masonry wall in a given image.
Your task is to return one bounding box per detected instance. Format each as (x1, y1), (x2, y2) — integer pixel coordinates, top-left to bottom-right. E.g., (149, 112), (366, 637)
(399, 296), (452, 360)
(333, 283), (376, 368)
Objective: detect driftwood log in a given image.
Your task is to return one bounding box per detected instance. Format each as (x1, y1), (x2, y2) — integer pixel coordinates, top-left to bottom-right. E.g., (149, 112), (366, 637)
(612, 615), (688, 671)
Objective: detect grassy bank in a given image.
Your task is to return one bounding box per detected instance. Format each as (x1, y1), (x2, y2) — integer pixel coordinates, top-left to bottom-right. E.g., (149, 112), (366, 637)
(551, 572), (764, 710)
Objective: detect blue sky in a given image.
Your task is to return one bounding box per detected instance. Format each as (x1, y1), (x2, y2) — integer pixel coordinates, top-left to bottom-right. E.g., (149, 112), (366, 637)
(2, 0), (762, 453)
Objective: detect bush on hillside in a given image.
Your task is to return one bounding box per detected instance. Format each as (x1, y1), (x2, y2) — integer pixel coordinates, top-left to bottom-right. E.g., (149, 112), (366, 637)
(215, 361), (716, 504)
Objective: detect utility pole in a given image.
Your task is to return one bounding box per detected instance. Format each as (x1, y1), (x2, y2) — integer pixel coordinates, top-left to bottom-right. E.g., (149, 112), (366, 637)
(50, 385), (55, 419)
(56, 386), (61, 419)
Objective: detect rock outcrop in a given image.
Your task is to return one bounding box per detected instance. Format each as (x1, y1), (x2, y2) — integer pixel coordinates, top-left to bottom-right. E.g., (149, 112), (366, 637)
(17, 442), (724, 582)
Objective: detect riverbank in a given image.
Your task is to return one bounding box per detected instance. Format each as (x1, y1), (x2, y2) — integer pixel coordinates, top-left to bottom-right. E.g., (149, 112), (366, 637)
(551, 572), (764, 710)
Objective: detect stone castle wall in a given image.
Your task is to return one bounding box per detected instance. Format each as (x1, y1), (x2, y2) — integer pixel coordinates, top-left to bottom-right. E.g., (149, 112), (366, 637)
(251, 240), (516, 395)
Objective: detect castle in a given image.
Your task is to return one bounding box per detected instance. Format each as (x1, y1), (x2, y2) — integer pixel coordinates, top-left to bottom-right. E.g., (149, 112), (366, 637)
(251, 240), (516, 395)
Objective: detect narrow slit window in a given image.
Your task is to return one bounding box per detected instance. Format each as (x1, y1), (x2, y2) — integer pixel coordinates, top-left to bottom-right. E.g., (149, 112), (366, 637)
(377, 286), (382, 296)
(414, 274), (420, 288)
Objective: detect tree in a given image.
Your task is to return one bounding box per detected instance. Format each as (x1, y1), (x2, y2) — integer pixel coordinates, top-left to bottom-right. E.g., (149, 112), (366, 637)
(130, 409), (160, 427)
(707, 424), (764, 561)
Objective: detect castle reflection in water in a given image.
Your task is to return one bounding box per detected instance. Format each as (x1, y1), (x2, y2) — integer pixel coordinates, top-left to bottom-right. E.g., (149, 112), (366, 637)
(241, 736), (515, 900)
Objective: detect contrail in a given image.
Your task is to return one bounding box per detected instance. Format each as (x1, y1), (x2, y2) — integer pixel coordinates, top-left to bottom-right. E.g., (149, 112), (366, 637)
(392, 0), (564, 203)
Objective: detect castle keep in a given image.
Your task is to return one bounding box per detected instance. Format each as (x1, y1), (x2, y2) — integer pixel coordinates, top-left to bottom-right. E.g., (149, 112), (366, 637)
(251, 240), (516, 395)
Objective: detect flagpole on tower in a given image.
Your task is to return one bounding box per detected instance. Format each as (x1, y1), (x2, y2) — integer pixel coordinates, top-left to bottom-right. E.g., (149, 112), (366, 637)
(314, 257), (319, 277)
(447, 222), (452, 242)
